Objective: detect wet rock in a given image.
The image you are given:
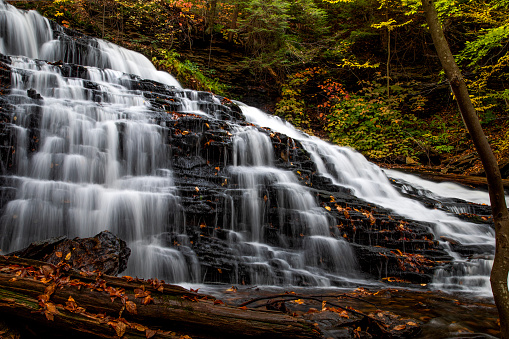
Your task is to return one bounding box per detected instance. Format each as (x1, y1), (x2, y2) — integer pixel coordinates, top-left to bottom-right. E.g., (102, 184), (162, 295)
(10, 231), (131, 275)
(26, 88), (42, 100)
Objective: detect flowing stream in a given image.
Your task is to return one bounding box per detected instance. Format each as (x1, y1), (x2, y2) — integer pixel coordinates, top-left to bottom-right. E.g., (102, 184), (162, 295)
(0, 1), (497, 296)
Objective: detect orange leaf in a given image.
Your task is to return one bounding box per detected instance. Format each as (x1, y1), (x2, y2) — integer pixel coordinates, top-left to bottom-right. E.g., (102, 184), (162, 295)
(45, 283), (57, 297)
(143, 296), (154, 305)
(126, 301), (137, 314)
(239, 306), (247, 310)
(109, 321), (127, 337)
(146, 328), (157, 338)
(134, 289), (149, 298)
(44, 302), (59, 321)
(213, 300), (224, 305)
(393, 324), (406, 331)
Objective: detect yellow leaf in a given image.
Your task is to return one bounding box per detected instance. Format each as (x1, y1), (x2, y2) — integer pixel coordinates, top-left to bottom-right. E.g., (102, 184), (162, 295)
(324, 206), (331, 211)
(65, 252), (71, 261)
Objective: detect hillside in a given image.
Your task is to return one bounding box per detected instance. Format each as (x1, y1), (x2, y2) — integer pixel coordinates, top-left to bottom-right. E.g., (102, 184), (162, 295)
(9, 0), (509, 180)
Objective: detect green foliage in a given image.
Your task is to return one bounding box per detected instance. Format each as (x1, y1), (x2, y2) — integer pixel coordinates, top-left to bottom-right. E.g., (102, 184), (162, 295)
(457, 25), (509, 68)
(275, 69), (316, 128)
(153, 49), (228, 95)
(324, 81), (418, 158)
(237, 0), (291, 54)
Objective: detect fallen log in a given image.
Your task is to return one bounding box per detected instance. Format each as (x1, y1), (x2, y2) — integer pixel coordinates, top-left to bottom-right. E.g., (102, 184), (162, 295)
(0, 256), (321, 339)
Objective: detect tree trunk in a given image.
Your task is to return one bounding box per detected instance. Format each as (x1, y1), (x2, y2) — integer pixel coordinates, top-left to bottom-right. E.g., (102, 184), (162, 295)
(228, 4), (240, 43)
(0, 256), (321, 339)
(421, 1), (509, 337)
(207, 0), (218, 36)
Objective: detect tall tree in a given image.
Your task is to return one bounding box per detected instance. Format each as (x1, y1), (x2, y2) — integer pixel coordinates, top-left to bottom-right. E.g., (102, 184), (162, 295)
(421, 0), (509, 337)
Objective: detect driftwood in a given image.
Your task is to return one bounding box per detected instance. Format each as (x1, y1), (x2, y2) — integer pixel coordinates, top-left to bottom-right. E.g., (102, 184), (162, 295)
(0, 256), (321, 339)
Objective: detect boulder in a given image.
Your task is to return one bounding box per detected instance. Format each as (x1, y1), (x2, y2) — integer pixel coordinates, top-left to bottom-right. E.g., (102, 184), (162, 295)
(10, 231), (130, 275)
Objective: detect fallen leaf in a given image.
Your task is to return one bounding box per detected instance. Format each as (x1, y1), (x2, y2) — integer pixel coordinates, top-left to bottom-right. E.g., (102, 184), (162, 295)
(126, 301), (137, 314)
(65, 252), (72, 261)
(324, 206), (331, 211)
(134, 289), (149, 298)
(393, 324), (406, 331)
(146, 328), (157, 338)
(239, 306), (248, 310)
(44, 302), (59, 321)
(143, 295), (154, 305)
(45, 283), (57, 297)
(109, 321), (127, 337)
(55, 252), (63, 258)
(213, 300), (224, 305)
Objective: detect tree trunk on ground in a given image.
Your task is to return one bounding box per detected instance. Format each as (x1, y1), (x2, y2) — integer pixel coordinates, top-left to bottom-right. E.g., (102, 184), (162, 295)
(421, 0), (509, 337)
(0, 256), (321, 339)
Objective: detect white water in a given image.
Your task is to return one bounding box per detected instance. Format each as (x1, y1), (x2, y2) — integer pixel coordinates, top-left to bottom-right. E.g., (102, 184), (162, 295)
(0, 2), (194, 281)
(0, 1), (499, 294)
(238, 103), (496, 296)
(0, 1), (179, 87)
(385, 169), (509, 206)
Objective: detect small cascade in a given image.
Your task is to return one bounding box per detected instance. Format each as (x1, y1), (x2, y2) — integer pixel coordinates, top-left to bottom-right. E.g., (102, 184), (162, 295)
(238, 103), (497, 296)
(227, 125), (358, 285)
(0, 1), (500, 295)
(0, 2), (179, 87)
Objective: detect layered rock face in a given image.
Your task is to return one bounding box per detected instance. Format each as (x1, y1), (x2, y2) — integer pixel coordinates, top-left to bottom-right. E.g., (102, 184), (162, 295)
(0, 1), (495, 292)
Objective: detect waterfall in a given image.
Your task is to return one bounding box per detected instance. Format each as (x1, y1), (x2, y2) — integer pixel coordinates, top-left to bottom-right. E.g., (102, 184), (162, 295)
(238, 103), (496, 295)
(0, 1), (497, 295)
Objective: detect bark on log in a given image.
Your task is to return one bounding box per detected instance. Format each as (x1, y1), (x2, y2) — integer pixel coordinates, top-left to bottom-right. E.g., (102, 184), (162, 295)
(0, 256), (321, 339)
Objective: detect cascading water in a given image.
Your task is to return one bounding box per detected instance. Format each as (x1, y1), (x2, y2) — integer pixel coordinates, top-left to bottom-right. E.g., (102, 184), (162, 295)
(0, 2), (197, 281)
(0, 1), (498, 295)
(239, 103), (497, 295)
(228, 125), (357, 285)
